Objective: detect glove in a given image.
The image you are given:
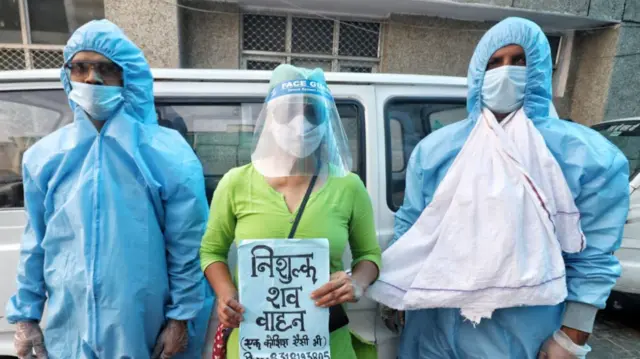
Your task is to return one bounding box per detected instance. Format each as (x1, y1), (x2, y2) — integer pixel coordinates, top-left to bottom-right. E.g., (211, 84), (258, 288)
(379, 305), (405, 335)
(152, 319), (189, 359)
(538, 330), (591, 359)
(14, 321), (48, 359)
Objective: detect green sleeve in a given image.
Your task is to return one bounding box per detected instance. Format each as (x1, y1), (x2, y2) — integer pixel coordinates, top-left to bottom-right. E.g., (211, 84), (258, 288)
(199, 171), (237, 272)
(348, 176), (382, 272)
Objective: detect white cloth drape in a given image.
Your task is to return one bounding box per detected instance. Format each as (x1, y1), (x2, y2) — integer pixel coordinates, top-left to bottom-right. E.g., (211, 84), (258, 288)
(367, 108), (585, 323)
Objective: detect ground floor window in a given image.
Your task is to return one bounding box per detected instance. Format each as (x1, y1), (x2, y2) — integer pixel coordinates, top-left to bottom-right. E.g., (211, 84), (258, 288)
(241, 13), (381, 73)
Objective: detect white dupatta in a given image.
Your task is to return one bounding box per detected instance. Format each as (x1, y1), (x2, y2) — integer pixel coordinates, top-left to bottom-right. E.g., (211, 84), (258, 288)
(367, 108), (585, 323)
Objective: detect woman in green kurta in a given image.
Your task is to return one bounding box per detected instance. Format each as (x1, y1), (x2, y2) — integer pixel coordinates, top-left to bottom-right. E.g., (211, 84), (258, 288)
(200, 64), (382, 359)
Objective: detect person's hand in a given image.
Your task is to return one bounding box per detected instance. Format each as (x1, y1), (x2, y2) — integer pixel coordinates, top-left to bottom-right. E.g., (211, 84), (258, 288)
(538, 329), (591, 359)
(560, 326), (590, 346)
(380, 305), (405, 334)
(311, 271), (360, 307)
(217, 293), (244, 328)
(152, 319), (188, 359)
(14, 321), (48, 359)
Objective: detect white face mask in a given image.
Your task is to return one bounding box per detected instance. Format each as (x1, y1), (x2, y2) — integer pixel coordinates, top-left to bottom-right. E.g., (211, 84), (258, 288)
(69, 81), (124, 121)
(482, 66), (527, 115)
(271, 114), (327, 158)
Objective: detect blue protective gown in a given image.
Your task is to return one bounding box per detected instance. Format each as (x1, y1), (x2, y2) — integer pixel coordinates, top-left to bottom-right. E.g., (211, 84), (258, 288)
(393, 18), (629, 359)
(5, 20), (214, 358)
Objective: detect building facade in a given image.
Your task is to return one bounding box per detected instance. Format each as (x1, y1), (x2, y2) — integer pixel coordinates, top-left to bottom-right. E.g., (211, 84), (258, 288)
(1, 0), (639, 125)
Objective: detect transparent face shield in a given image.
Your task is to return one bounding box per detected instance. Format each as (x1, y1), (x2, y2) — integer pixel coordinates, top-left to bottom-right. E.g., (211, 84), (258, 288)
(251, 80), (352, 178)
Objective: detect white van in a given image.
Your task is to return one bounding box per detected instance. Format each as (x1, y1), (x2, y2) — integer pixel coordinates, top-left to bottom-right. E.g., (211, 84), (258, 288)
(591, 118), (640, 297)
(0, 69), (468, 358)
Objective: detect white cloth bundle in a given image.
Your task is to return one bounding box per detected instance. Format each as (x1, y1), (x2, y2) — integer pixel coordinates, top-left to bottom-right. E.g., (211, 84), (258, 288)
(367, 108), (585, 324)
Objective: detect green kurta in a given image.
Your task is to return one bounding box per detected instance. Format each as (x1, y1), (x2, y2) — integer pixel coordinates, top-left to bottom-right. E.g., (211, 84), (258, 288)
(200, 164), (382, 359)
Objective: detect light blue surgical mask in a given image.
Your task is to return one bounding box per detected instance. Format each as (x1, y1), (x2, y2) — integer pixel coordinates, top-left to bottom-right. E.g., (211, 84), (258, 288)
(482, 66), (527, 115)
(69, 81), (124, 121)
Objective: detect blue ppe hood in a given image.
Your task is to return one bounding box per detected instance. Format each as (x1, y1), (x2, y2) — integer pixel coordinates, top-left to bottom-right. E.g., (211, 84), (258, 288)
(61, 19), (157, 124)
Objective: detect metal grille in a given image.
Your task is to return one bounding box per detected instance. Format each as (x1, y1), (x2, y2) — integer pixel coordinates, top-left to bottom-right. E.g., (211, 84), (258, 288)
(339, 61), (374, 73)
(241, 13), (380, 73)
(0, 48), (27, 71)
(246, 59), (282, 71)
(341, 66), (372, 73)
(0, 46), (64, 71)
(291, 58), (332, 71)
(291, 17), (334, 54)
(339, 21), (380, 58)
(31, 49), (64, 69)
(242, 14), (287, 52)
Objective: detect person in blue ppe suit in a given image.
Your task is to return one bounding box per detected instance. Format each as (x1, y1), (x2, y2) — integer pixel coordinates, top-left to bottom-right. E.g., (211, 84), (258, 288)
(5, 20), (213, 359)
(386, 17), (629, 359)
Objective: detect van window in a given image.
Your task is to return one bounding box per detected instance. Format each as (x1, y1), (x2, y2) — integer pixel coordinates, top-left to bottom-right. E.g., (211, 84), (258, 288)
(157, 101), (365, 202)
(592, 121), (640, 180)
(0, 92), (364, 208)
(389, 119), (404, 172)
(0, 90), (73, 208)
(385, 99), (466, 210)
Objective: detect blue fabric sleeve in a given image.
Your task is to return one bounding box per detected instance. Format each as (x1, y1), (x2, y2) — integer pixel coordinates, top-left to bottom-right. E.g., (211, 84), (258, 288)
(163, 163), (209, 321)
(563, 151), (629, 314)
(6, 166), (47, 323)
(392, 148), (427, 244)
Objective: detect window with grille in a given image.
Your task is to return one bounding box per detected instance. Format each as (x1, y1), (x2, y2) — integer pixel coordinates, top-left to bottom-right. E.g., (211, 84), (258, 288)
(0, 0), (104, 71)
(241, 13), (381, 73)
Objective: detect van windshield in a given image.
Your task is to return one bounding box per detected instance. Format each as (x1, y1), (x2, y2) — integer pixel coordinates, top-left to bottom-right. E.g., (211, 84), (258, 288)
(592, 121), (640, 181)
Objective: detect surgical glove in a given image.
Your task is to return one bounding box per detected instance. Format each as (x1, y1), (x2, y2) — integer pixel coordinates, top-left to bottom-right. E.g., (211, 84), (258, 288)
(538, 330), (591, 359)
(152, 319), (188, 359)
(14, 321), (48, 359)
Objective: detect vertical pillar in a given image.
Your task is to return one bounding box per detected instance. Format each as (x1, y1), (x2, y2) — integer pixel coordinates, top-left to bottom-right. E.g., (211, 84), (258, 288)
(181, 1), (240, 69)
(104, 0), (181, 67)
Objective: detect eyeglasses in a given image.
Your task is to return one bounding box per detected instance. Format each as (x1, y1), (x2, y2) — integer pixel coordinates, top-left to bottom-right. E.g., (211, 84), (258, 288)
(65, 61), (123, 82)
(272, 101), (327, 126)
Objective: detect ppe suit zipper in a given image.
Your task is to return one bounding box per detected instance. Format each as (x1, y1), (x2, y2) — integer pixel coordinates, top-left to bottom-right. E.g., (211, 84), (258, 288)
(90, 132), (103, 349)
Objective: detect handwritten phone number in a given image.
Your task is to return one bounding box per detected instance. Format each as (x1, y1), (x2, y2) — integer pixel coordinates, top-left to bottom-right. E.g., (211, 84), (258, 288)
(250, 351), (330, 359)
